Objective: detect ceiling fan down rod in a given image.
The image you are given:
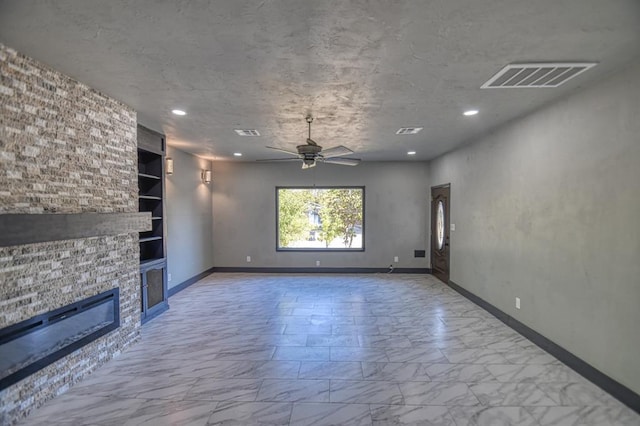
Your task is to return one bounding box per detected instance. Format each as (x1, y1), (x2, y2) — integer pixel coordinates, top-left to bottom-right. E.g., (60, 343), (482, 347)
(306, 115), (313, 141)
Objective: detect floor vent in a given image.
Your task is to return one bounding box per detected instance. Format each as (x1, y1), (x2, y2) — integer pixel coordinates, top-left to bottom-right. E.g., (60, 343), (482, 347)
(481, 62), (597, 89)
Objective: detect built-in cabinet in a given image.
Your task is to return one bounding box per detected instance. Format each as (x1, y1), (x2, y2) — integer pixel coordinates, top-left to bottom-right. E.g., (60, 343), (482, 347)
(137, 125), (169, 323)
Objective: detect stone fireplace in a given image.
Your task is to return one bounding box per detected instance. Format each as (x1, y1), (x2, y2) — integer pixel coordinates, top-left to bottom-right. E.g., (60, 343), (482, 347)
(0, 44), (144, 425)
(0, 289), (120, 391)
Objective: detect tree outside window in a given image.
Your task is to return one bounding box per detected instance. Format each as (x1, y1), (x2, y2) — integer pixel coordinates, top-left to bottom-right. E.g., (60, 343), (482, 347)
(276, 187), (364, 251)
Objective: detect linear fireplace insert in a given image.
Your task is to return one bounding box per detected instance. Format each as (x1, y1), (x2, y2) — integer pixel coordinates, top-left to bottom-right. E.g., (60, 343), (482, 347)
(0, 288), (119, 390)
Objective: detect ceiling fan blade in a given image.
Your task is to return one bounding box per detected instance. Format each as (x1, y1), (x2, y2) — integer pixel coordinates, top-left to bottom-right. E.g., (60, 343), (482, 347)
(265, 146), (300, 156)
(320, 145), (354, 158)
(255, 158), (301, 162)
(323, 157), (361, 166)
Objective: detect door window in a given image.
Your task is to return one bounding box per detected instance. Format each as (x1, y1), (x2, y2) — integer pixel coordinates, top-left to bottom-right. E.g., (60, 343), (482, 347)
(436, 200), (445, 250)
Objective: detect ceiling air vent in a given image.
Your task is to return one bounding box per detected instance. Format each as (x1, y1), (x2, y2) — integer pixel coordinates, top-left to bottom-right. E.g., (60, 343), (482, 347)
(481, 62), (597, 89)
(396, 127), (423, 135)
(234, 129), (260, 136)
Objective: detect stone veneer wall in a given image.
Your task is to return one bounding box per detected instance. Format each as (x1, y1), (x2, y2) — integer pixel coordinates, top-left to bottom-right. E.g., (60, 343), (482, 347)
(0, 44), (141, 425)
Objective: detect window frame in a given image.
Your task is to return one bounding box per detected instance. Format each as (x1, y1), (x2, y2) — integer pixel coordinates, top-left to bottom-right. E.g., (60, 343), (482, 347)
(275, 186), (366, 252)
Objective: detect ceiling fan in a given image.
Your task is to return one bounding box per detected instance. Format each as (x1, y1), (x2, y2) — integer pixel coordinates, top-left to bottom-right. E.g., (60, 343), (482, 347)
(258, 116), (361, 169)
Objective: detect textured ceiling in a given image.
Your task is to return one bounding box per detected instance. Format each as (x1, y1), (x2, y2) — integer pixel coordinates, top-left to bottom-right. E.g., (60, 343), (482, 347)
(1, 0), (639, 162)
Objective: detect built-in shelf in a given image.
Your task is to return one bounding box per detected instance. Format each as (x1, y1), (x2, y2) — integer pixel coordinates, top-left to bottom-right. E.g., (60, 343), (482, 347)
(137, 124), (169, 323)
(138, 172), (161, 180)
(140, 257), (165, 268)
(139, 236), (162, 243)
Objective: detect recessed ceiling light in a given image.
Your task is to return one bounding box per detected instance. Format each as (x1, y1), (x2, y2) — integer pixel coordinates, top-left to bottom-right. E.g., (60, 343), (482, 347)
(463, 110), (479, 116)
(396, 127), (423, 135)
(172, 109), (187, 116)
(407, 151), (416, 155)
(233, 152), (243, 157)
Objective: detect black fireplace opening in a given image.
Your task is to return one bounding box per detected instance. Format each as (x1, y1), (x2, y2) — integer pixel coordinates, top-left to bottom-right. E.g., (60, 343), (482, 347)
(0, 288), (120, 390)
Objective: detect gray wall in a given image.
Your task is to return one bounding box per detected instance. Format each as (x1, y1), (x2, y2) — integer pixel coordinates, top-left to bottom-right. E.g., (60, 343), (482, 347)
(212, 161), (430, 269)
(428, 59), (640, 394)
(165, 146), (214, 288)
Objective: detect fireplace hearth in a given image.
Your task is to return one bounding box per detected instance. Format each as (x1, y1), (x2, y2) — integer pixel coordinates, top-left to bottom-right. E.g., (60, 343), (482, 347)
(0, 289), (119, 390)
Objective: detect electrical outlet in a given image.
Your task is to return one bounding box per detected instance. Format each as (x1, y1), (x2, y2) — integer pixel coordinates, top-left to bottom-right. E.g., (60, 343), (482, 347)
(168, 273), (172, 282)
(394, 256), (399, 263)
(515, 297), (521, 309)
(316, 260), (320, 266)
(246, 256), (251, 263)
(451, 223), (456, 231)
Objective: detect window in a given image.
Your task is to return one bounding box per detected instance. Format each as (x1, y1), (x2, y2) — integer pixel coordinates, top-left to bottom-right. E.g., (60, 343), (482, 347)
(436, 200), (445, 250)
(276, 187), (364, 251)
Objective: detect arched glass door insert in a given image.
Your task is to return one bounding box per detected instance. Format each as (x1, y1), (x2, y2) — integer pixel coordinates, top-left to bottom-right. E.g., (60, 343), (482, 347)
(436, 200), (445, 250)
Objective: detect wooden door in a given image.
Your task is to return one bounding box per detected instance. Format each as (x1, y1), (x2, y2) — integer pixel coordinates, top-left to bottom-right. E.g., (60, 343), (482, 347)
(431, 184), (450, 283)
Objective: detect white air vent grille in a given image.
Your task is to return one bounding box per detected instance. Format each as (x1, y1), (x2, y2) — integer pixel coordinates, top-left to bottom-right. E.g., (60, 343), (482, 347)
(234, 129), (260, 136)
(396, 127), (423, 135)
(481, 62), (597, 89)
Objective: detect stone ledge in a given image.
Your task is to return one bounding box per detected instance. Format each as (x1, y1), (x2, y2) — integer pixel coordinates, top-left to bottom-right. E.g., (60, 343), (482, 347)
(0, 212), (151, 247)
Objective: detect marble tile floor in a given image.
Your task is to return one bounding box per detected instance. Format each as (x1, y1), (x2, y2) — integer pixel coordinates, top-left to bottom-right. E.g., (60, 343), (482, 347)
(18, 273), (640, 426)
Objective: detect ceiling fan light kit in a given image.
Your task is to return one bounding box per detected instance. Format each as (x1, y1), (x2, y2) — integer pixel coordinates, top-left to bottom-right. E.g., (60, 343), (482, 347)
(258, 115), (361, 169)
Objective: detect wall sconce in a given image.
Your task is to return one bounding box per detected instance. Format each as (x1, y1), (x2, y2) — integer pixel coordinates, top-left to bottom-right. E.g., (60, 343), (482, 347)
(166, 157), (174, 175)
(202, 169), (212, 184)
